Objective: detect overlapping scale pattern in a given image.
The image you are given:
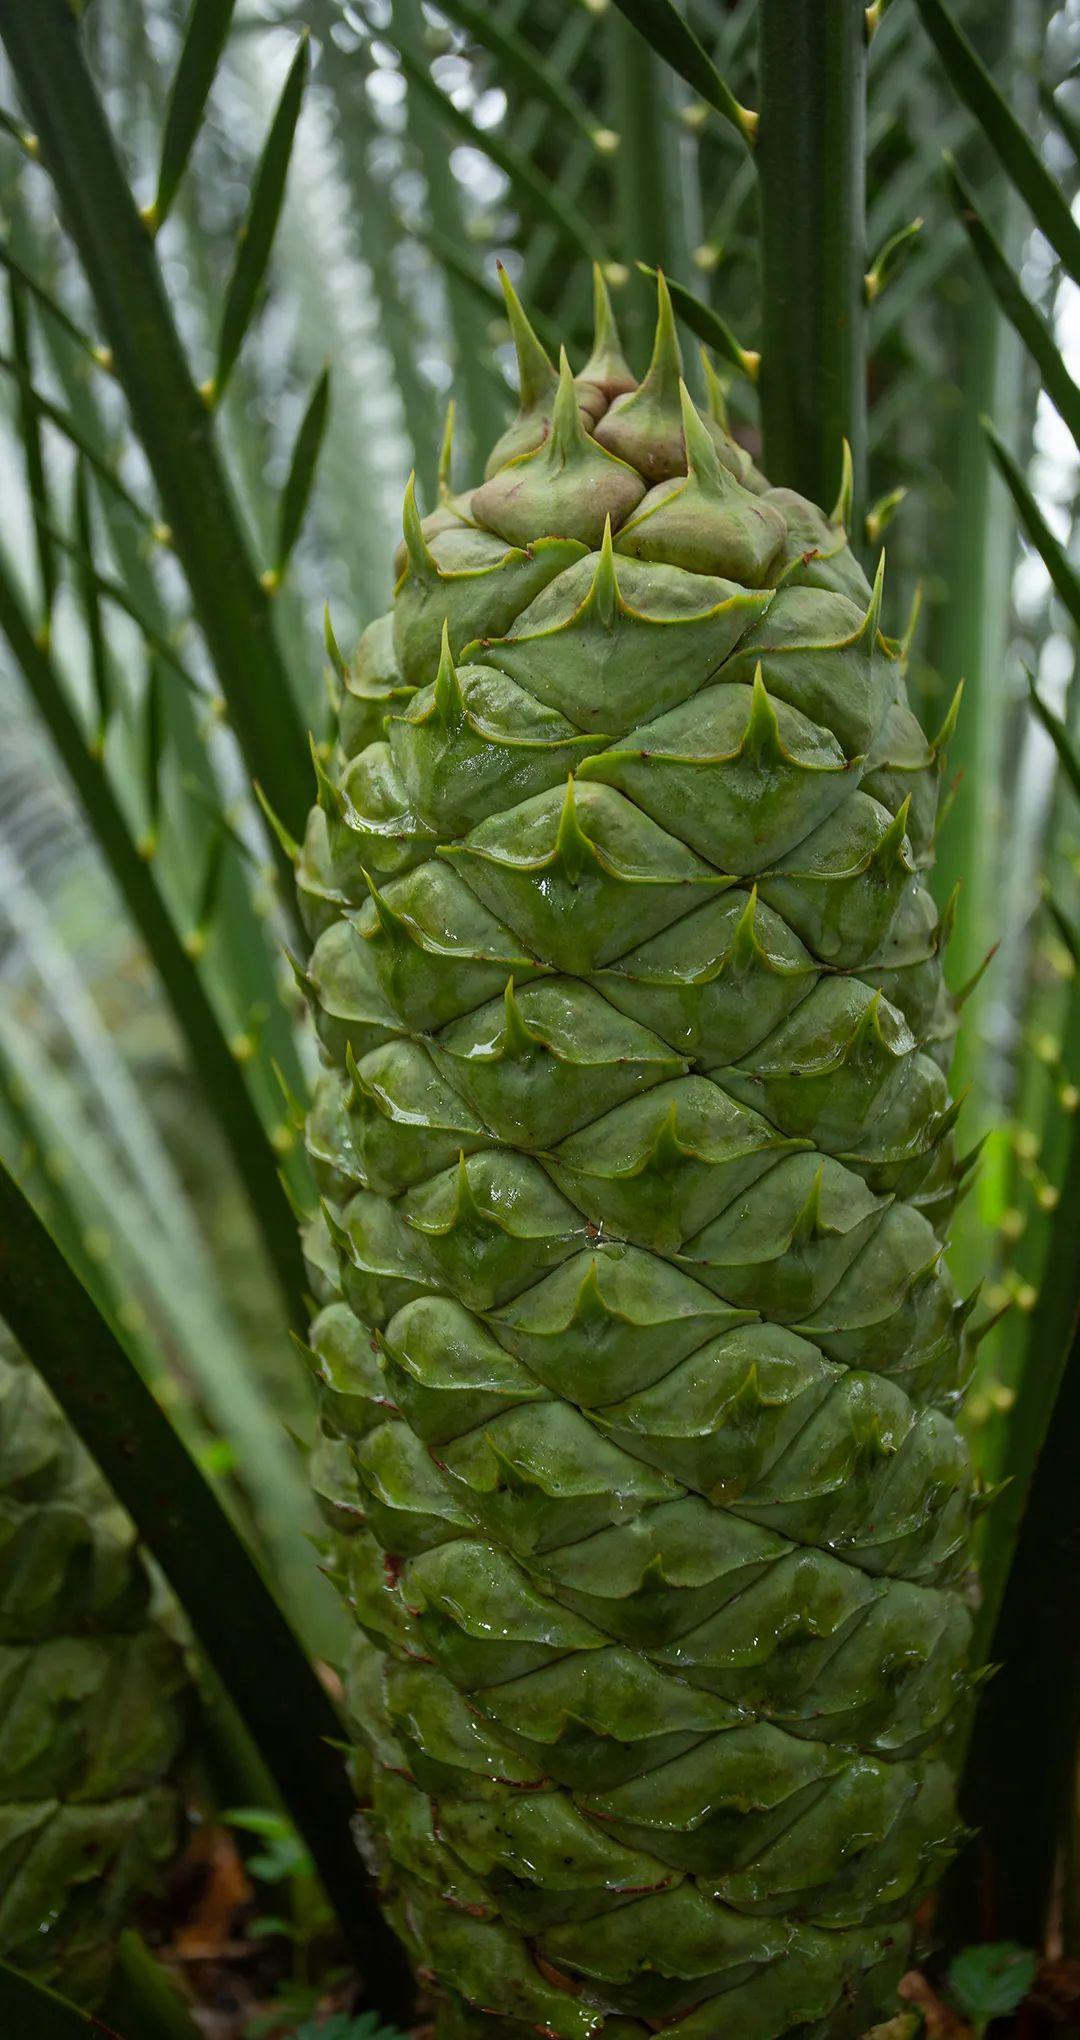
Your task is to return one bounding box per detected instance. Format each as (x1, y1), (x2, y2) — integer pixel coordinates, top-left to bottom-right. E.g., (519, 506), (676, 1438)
(299, 272), (978, 2040)
(0, 1338), (189, 2002)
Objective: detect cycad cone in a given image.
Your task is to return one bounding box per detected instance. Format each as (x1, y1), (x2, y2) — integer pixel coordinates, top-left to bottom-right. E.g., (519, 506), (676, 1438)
(0, 1339), (188, 2001)
(299, 270), (977, 2040)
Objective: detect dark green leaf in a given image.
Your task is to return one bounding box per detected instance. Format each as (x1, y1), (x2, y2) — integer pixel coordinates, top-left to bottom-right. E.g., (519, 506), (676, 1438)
(102, 1932), (205, 2040)
(0, 541), (307, 1331)
(195, 815), (227, 930)
(947, 1943), (1037, 2031)
(0, 1159), (413, 2023)
(636, 263), (759, 381)
(966, 1187), (1080, 1928)
(72, 458), (112, 743)
(38, 512), (202, 695)
(916, 0), (1080, 287)
(1041, 80), (1080, 164)
(0, 345), (153, 529)
(154, 0), (239, 230)
(214, 33), (308, 399)
(412, 218), (560, 353)
(0, 99), (36, 152)
(1027, 671), (1080, 801)
(435, 0), (611, 152)
(9, 277), (56, 624)
(0, 3), (313, 858)
(865, 216), (923, 302)
(392, 40), (608, 266)
(382, 0), (505, 458)
(944, 157), (1080, 448)
(609, 0), (756, 146)
(0, 1964), (110, 2039)
(275, 364), (330, 578)
(985, 421), (1080, 638)
(0, 237), (106, 367)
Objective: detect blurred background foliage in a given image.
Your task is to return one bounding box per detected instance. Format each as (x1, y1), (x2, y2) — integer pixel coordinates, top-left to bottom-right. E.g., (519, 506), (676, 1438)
(2, 0), (1080, 1984)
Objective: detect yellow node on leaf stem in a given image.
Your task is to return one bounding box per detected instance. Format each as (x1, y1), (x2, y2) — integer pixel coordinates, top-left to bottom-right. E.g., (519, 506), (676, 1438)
(738, 103), (759, 147)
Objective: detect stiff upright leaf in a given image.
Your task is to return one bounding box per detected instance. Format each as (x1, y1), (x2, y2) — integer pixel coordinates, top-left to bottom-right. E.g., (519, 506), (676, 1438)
(944, 157), (1080, 447)
(0, 543), (308, 1329)
(1042, 79), (1080, 164)
(393, 40), (608, 266)
(275, 364), (330, 580)
(864, 217), (923, 303)
(0, 362), (147, 537)
(0, 0), (314, 851)
(985, 422), (1080, 637)
(610, 0), (757, 145)
(0, 239), (105, 367)
(1027, 672), (1080, 801)
(0, 1160), (414, 2024)
(435, 0), (614, 152)
(153, 0), (239, 231)
(9, 278), (56, 626)
(214, 33), (309, 400)
(916, 0), (1080, 286)
(637, 263), (759, 379)
(72, 459), (112, 744)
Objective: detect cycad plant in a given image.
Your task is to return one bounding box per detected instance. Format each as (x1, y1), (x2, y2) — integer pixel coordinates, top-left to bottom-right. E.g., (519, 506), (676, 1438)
(0, 0), (1078, 2033)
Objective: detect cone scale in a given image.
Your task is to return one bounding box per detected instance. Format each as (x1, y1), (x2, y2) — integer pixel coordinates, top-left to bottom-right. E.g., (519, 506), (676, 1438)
(299, 273), (976, 2040)
(0, 1340), (188, 2001)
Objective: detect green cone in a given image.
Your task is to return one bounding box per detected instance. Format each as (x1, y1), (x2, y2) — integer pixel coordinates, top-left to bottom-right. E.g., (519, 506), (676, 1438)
(0, 1337), (189, 2004)
(299, 270), (977, 2039)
